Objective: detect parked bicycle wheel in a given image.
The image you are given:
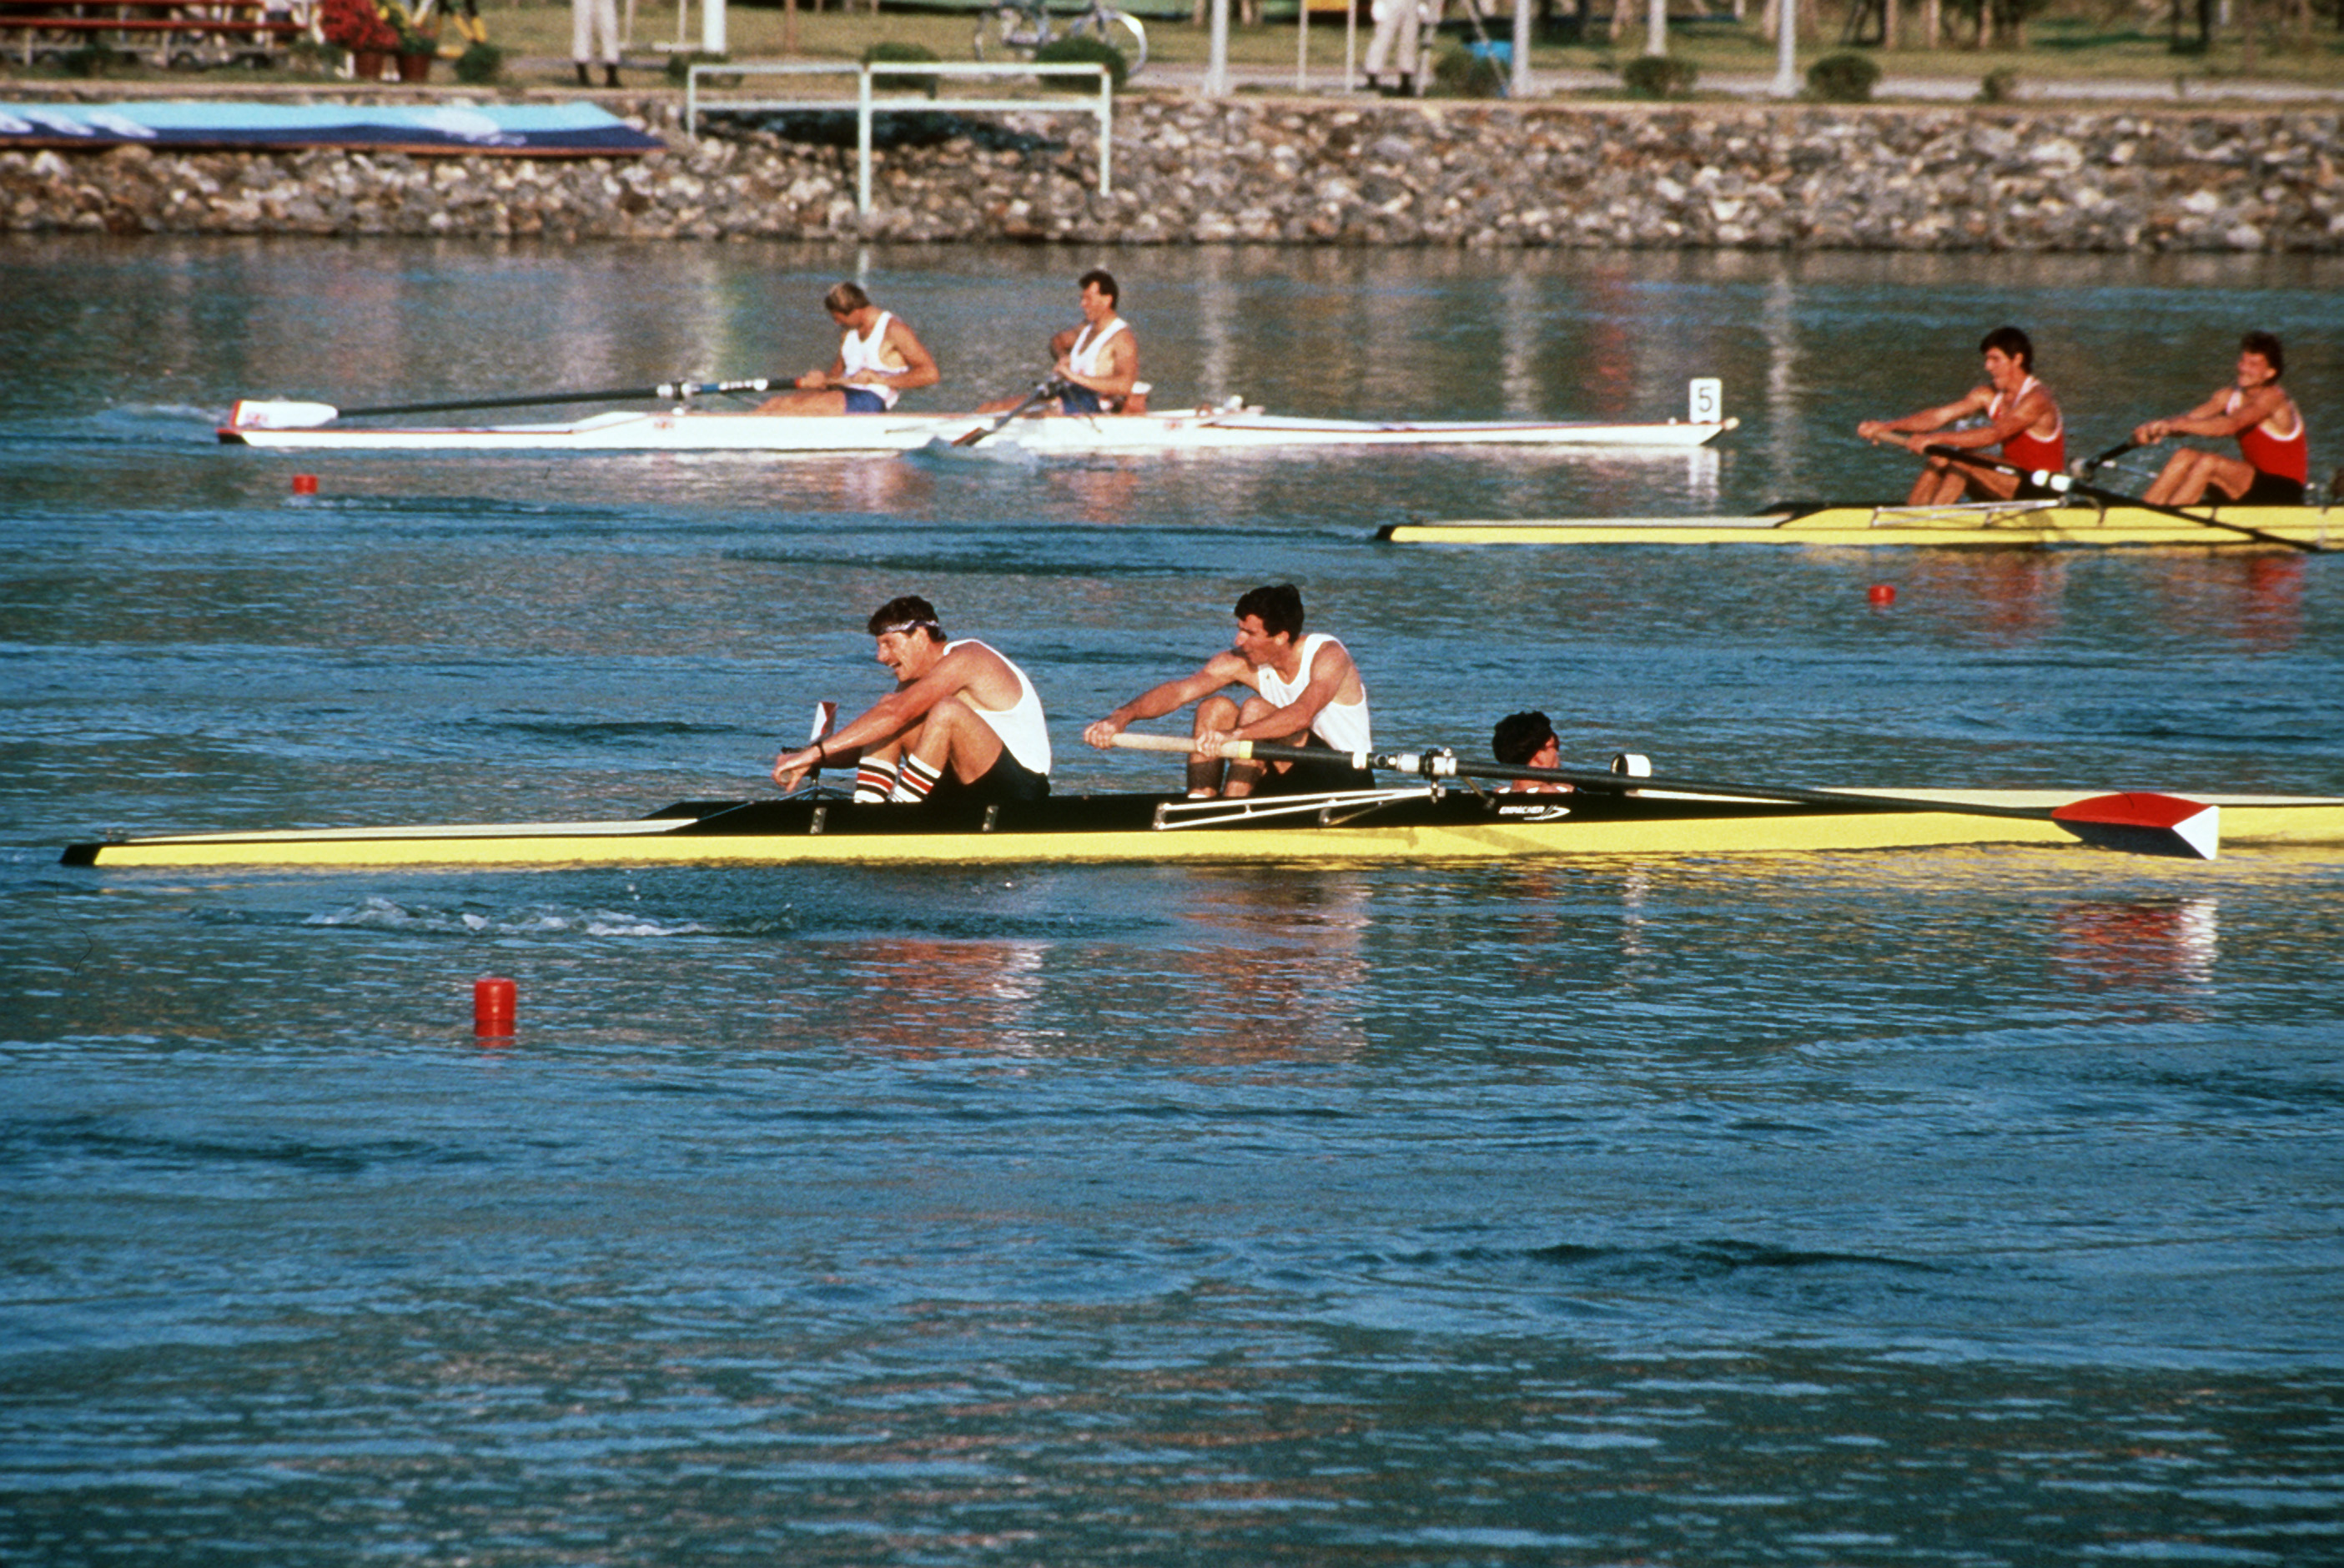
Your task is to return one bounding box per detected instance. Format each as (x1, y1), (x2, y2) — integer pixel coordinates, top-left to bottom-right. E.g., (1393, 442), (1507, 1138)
(972, 3), (1049, 62)
(1066, 6), (1146, 74)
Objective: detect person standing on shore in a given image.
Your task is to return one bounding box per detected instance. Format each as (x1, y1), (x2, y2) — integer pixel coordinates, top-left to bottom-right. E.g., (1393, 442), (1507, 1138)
(571, 0), (621, 88)
(756, 283), (942, 416)
(1857, 326), (2066, 504)
(2131, 332), (2310, 507)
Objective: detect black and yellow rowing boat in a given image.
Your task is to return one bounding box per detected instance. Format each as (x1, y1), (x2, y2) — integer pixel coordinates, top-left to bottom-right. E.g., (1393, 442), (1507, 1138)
(58, 740), (2344, 869)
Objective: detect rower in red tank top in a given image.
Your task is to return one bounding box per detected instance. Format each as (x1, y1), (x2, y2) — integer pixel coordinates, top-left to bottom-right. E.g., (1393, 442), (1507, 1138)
(1857, 326), (2068, 506)
(2134, 332), (2309, 508)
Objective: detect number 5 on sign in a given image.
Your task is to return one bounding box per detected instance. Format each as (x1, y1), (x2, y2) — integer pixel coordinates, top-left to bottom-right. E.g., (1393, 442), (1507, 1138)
(1688, 378), (1723, 425)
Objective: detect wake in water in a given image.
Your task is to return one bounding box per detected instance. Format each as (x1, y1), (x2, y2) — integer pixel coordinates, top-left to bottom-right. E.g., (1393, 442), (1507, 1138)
(904, 435), (1044, 470)
(304, 893), (766, 940)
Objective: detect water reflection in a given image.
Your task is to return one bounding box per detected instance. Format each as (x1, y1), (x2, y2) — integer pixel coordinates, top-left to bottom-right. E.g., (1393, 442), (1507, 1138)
(2051, 897), (2219, 1003)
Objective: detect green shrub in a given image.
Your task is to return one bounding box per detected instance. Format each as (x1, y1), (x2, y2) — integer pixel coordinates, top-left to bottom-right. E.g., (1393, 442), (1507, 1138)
(1805, 52), (1881, 103)
(863, 40), (941, 98)
(664, 50), (735, 86)
(1034, 33), (1127, 93)
(1620, 54), (1698, 99)
(1975, 66), (2018, 103)
(1429, 43), (1506, 98)
(454, 40), (504, 85)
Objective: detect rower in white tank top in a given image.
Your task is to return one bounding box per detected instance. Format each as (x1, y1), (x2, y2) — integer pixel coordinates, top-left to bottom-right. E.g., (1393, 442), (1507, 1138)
(944, 638), (1052, 777)
(838, 310), (911, 410)
(1256, 633), (1371, 753)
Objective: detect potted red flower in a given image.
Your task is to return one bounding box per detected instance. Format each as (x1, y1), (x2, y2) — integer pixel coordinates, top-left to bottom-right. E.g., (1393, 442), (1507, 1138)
(318, 0), (399, 81)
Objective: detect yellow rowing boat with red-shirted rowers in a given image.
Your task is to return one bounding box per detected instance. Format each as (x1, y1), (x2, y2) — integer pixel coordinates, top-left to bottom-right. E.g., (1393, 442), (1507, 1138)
(1380, 499), (2341, 550)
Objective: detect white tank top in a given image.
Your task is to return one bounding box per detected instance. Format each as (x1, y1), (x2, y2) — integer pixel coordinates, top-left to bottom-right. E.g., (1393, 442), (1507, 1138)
(946, 639), (1051, 776)
(1067, 318), (1125, 378)
(1989, 374), (2062, 440)
(1256, 632), (1371, 754)
(840, 310), (908, 409)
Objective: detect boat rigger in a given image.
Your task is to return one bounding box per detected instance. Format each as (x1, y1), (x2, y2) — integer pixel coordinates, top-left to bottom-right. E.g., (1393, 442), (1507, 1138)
(1381, 499), (2341, 550)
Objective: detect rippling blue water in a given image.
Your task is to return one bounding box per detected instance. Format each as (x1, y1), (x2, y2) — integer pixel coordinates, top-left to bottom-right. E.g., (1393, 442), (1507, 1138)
(4, 237), (2343, 1565)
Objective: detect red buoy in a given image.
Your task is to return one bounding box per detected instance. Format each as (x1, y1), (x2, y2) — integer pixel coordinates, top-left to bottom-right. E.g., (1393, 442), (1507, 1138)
(474, 975), (516, 1036)
(1868, 583), (1897, 606)
(291, 474), (319, 495)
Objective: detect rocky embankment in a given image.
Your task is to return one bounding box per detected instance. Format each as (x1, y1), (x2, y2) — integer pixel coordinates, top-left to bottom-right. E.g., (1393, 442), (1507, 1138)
(4, 93), (2338, 249)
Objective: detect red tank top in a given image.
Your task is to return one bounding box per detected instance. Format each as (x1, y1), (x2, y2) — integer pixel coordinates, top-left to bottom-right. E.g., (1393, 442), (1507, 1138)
(2228, 388), (2307, 482)
(1994, 376), (2065, 472)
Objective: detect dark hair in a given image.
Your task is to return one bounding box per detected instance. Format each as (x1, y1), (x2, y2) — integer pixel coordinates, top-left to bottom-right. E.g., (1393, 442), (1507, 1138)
(2241, 330), (2284, 378)
(823, 280), (872, 317)
(1492, 711), (1557, 766)
(1079, 268), (1119, 306)
(1233, 583), (1304, 640)
(868, 594), (944, 641)
(1978, 325), (2035, 371)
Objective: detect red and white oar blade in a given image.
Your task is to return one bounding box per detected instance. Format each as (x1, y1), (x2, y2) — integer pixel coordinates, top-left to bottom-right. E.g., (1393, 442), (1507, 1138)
(2051, 792), (2219, 861)
(809, 701), (838, 743)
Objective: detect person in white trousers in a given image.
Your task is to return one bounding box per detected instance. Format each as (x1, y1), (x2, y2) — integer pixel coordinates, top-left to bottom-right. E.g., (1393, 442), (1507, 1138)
(1363, 0), (1439, 94)
(572, 0), (621, 87)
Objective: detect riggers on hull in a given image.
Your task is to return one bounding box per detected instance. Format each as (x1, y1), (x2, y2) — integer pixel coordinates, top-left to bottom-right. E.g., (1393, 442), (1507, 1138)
(1381, 500), (2341, 550)
(59, 787), (2344, 870)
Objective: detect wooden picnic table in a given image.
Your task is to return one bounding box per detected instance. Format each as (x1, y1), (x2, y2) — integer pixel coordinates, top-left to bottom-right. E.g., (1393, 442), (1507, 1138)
(1, 1), (311, 68)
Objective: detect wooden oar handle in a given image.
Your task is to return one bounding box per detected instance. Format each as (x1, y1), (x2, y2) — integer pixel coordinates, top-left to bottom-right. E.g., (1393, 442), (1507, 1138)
(1105, 731), (1254, 759)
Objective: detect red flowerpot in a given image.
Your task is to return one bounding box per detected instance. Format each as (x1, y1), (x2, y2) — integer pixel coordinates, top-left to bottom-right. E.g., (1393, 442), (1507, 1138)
(396, 51), (432, 83)
(352, 49), (387, 81)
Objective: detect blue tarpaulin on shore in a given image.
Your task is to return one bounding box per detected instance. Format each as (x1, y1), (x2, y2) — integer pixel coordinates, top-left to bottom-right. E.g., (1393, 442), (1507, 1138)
(0, 101), (666, 156)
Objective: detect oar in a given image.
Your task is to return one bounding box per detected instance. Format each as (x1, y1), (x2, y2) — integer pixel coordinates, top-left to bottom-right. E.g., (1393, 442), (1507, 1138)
(226, 376), (785, 431)
(1920, 445), (2326, 554)
(2077, 436), (2140, 475)
(1104, 732), (2219, 859)
(782, 701), (839, 797)
(950, 379), (1065, 448)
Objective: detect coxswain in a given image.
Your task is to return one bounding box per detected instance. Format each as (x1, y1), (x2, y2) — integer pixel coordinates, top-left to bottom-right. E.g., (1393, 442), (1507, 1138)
(1491, 711), (1570, 794)
(2131, 332), (2310, 507)
(1857, 326), (2066, 504)
(1083, 583), (1373, 799)
(756, 282), (940, 415)
(982, 269), (1144, 416)
(771, 596), (1050, 807)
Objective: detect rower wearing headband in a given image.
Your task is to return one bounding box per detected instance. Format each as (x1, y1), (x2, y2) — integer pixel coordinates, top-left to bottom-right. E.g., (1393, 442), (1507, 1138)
(2132, 332), (2310, 507)
(1858, 325), (2066, 505)
(757, 282), (941, 415)
(772, 595), (1050, 806)
(1083, 583), (1373, 799)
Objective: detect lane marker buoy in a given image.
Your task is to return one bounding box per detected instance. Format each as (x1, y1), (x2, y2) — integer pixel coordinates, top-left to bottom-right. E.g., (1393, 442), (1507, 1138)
(474, 975), (516, 1037)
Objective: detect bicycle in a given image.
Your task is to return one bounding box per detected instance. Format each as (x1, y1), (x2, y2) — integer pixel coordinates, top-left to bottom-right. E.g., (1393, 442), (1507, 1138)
(971, 0), (1147, 78)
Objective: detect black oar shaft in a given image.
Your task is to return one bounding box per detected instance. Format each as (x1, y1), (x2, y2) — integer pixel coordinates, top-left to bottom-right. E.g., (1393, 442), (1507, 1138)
(1107, 733), (2046, 822)
(953, 378), (1065, 447)
(1920, 444), (2321, 553)
(1249, 740), (2052, 822)
(338, 377), (776, 420)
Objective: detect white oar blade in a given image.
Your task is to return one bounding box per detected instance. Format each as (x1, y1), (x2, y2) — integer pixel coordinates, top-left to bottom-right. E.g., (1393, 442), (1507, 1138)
(809, 701), (837, 743)
(229, 399), (339, 430)
(2052, 793), (2219, 861)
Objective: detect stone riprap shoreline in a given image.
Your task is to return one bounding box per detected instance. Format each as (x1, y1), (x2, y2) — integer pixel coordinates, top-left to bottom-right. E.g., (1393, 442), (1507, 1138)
(4, 92), (2340, 250)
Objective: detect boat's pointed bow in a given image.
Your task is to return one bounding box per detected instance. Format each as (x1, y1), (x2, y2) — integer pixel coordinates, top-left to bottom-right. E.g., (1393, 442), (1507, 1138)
(2051, 792), (2220, 861)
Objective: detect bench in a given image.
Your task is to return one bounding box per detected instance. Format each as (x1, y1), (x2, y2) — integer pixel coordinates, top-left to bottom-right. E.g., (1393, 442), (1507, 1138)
(1, 4), (309, 68)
